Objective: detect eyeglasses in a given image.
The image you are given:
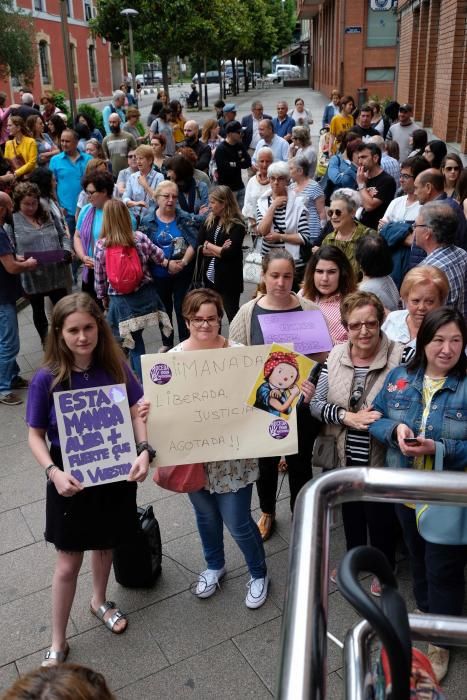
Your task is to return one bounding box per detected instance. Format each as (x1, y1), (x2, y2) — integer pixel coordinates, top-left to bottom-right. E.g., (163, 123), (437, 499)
(327, 208), (343, 217)
(399, 174), (414, 181)
(128, 154), (137, 159)
(444, 166), (460, 172)
(270, 176), (287, 182)
(347, 320), (379, 332)
(190, 316), (219, 327)
(85, 189), (97, 196)
(412, 223), (429, 230)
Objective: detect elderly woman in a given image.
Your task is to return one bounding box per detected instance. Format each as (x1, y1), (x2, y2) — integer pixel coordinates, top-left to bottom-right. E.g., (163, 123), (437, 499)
(26, 114), (59, 166)
(165, 154), (209, 229)
(382, 266), (449, 351)
(198, 185), (246, 321)
(230, 250), (324, 539)
(123, 145), (164, 227)
(310, 291), (404, 594)
(287, 125), (317, 176)
(7, 182), (71, 344)
(256, 161), (311, 286)
(299, 245), (356, 345)
(369, 308), (467, 681)
(242, 146), (273, 234)
(289, 155), (326, 245)
(146, 179), (198, 351)
(5, 116), (37, 179)
(289, 97), (313, 127)
(321, 188), (375, 278)
(123, 106), (149, 145)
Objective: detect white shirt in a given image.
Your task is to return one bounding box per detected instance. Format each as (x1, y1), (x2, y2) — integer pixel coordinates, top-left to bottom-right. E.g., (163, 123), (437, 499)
(381, 309), (415, 347)
(242, 175), (270, 220)
(252, 134), (289, 165)
(383, 195), (421, 223)
(251, 117), (261, 149)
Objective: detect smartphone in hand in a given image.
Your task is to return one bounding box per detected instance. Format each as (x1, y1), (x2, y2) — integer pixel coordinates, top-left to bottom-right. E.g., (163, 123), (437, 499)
(404, 437), (421, 446)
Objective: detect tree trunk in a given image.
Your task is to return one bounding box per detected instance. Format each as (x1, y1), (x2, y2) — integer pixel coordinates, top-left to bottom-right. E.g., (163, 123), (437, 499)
(243, 57), (249, 92)
(196, 59), (203, 108)
(231, 57), (237, 96)
(161, 56), (170, 97)
(217, 57), (223, 100)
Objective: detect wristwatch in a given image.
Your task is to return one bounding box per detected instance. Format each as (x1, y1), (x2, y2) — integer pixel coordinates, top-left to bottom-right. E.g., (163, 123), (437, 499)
(357, 184), (366, 191)
(136, 441), (156, 463)
(337, 408), (346, 424)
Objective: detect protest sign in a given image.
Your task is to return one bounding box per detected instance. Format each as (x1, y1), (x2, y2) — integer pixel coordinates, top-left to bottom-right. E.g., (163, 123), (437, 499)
(53, 384), (137, 488)
(258, 309), (332, 355)
(141, 345), (298, 467)
(246, 343), (314, 419)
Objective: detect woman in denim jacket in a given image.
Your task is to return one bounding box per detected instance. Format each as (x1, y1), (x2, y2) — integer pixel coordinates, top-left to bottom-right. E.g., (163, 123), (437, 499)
(369, 308), (467, 682)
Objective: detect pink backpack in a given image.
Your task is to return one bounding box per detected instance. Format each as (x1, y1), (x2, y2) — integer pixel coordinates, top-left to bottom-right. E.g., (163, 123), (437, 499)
(105, 245), (143, 295)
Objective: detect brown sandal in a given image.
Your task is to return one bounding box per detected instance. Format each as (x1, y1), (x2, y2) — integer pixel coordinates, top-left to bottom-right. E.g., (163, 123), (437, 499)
(257, 512), (275, 541)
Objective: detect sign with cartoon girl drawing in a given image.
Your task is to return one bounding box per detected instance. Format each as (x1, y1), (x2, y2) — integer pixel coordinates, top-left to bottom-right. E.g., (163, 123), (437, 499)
(246, 343), (315, 420)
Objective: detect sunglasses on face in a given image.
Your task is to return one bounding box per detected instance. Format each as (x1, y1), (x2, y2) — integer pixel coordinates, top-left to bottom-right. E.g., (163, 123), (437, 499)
(328, 208), (342, 217)
(347, 320), (379, 332)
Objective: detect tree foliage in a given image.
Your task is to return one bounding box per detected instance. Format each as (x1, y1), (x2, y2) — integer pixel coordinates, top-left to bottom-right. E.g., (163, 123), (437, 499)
(0, 0), (36, 81)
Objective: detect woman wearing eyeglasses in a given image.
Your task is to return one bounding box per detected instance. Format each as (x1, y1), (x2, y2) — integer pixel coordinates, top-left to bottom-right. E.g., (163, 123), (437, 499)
(321, 188), (375, 279)
(310, 291), (403, 594)
(440, 153), (463, 199)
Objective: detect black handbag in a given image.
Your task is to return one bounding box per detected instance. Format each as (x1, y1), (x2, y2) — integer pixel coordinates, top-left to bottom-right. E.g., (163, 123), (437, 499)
(311, 435), (338, 471)
(113, 505), (162, 588)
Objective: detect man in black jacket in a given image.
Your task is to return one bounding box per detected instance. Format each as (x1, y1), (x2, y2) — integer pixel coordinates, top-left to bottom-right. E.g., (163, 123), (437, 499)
(214, 121), (251, 208)
(180, 120), (211, 173)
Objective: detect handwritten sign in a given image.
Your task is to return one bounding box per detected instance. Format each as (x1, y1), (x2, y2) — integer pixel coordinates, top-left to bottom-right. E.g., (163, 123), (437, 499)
(141, 346), (298, 467)
(53, 384), (136, 488)
(246, 343), (314, 420)
(258, 310), (332, 355)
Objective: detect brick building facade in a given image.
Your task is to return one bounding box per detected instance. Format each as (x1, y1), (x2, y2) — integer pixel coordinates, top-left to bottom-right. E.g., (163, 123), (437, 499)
(2, 0), (115, 104)
(297, 0), (398, 103)
(397, 0), (467, 152)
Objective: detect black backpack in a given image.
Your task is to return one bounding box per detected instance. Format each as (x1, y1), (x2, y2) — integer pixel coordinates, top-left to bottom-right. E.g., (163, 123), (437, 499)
(113, 505), (162, 587)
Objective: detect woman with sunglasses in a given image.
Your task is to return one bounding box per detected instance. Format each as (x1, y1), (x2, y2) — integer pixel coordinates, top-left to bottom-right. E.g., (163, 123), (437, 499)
(423, 140), (447, 170)
(322, 188), (375, 279)
(440, 153), (463, 199)
(310, 291), (403, 594)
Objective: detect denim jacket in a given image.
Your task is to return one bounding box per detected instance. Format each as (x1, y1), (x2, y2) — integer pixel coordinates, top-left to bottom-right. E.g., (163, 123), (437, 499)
(369, 365), (467, 471)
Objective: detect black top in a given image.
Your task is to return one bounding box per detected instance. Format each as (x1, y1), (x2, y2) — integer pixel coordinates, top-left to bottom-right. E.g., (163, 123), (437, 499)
(351, 125), (380, 140)
(214, 141), (251, 192)
(360, 170), (397, 230)
(0, 225), (22, 304)
(198, 219), (246, 294)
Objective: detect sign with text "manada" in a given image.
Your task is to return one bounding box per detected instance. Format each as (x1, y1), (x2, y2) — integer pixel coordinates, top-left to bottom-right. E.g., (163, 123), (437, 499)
(53, 384), (137, 487)
(141, 346), (299, 467)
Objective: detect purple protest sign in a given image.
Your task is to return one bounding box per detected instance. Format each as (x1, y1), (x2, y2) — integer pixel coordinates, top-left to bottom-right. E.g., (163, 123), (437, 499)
(258, 310), (332, 355)
(53, 384), (137, 488)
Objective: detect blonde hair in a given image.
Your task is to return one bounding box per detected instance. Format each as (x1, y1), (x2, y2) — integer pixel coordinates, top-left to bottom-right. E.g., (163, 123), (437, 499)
(100, 199), (135, 247)
(135, 145), (153, 162)
(204, 185), (244, 234)
(154, 179), (178, 200)
(127, 106), (140, 119)
(43, 292), (127, 389)
(400, 265), (449, 304)
(84, 158), (107, 176)
(201, 118), (218, 143)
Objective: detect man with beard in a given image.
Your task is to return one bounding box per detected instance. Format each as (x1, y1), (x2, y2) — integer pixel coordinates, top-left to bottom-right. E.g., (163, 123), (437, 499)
(356, 143), (396, 230)
(180, 120), (211, 173)
(0, 192), (37, 405)
(102, 114), (137, 178)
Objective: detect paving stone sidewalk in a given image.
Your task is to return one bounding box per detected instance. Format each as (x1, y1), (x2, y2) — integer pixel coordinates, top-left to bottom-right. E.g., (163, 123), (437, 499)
(1, 86), (466, 698)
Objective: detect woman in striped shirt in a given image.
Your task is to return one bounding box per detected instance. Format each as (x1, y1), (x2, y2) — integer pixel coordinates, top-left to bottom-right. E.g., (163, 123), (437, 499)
(255, 161), (311, 287)
(310, 291), (403, 595)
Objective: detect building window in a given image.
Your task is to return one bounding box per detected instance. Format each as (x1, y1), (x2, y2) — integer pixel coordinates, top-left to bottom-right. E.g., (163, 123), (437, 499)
(39, 41), (50, 84)
(84, 0), (92, 20)
(365, 67), (396, 81)
(34, 0), (43, 11)
(70, 44), (77, 83)
(66, 0), (72, 17)
(367, 1), (397, 47)
(88, 45), (97, 83)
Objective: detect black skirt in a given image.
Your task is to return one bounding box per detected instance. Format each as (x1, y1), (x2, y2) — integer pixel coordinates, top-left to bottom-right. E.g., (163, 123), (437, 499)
(45, 445), (138, 552)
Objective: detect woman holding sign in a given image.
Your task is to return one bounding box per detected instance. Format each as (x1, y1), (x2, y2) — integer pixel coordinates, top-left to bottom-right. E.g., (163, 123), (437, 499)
(26, 292), (153, 667)
(229, 249), (324, 540)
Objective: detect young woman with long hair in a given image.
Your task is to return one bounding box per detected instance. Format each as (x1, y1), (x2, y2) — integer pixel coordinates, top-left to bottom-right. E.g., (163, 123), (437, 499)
(26, 292), (153, 666)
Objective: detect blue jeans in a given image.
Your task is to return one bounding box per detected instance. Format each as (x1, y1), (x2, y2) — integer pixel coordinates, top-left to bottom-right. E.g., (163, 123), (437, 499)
(129, 329), (144, 380)
(188, 484), (266, 579)
(0, 303), (20, 396)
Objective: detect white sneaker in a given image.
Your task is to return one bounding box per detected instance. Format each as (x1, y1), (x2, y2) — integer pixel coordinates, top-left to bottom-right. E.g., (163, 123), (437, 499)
(245, 575), (270, 609)
(194, 567), (226, 599)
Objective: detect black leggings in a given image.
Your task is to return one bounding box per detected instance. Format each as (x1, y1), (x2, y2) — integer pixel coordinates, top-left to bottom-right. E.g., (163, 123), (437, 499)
(29, 288), (68, 343)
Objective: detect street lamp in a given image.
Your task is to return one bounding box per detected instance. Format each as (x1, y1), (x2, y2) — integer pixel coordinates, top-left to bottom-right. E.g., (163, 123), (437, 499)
(120, 8), (139, 105)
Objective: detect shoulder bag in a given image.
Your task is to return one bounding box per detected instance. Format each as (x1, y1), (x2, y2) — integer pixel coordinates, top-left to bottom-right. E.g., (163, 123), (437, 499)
(415, 442), (467, 545)
(188, 245), (205, 291)
(153, 463), (206, 493)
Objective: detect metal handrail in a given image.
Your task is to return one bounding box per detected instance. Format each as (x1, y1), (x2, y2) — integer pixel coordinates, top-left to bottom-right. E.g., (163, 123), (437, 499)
(276, 467), (467, 700)
(344, 614), (467, 700)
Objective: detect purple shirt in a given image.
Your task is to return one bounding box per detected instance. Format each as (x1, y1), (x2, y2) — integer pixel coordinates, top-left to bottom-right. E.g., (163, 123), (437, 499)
(26, 364), (143, 447)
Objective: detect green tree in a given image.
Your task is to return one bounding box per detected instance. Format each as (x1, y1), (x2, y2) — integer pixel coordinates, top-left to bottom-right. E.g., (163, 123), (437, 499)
(0, 0), (36, 81)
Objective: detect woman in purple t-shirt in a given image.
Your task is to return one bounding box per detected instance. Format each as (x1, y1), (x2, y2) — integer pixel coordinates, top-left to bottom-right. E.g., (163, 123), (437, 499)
(26, 292), (152, 667)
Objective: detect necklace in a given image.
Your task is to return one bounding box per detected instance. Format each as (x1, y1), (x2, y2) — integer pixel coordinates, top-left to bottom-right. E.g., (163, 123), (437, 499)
(72, 363), (92, 381)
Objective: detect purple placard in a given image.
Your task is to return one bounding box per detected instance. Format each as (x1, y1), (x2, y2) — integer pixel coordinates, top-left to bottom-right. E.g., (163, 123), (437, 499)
(258, 310), (332, 355)
(24, 249), (67, 264)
